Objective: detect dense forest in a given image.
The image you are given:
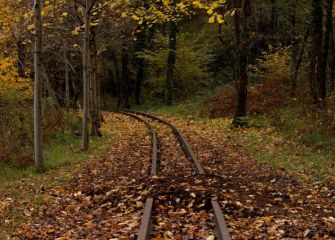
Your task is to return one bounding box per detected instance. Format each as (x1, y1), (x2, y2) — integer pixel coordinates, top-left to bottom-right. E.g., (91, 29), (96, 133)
(0, 0), (335, 239)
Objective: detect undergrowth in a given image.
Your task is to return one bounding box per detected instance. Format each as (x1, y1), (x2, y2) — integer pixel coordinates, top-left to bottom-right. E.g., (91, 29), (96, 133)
(142, 93), (335, 183)
(0, 111), (113, 189)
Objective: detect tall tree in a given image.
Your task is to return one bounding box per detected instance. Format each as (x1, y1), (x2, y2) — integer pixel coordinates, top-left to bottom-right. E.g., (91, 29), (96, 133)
(34, 0), (44, 172)
(322, 0), (334, 96)
(89, 29), (102, 136)
(64, 48), (70, 111)
(166, 7), (177, 105)
(310, 0), (324, 101)
(81, 0), (92, 151)
(134, 30), (146, 105)
(233, 0), (251, 126)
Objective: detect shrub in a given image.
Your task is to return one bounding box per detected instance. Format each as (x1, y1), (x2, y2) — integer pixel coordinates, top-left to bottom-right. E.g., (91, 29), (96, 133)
(202, 47), (291, 118)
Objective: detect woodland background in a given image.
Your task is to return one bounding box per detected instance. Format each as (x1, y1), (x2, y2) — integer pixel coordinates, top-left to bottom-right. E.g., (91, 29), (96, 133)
(0, 0), (334, 180)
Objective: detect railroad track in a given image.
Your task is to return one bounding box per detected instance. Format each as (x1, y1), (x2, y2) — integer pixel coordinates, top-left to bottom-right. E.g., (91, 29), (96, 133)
(106, 109), (231, 240)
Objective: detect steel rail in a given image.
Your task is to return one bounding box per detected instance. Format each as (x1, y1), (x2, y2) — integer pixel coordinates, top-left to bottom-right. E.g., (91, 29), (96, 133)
(108, 109), (158, 176)
(106, 109), (231, 240)
(124, 110), (205, 175)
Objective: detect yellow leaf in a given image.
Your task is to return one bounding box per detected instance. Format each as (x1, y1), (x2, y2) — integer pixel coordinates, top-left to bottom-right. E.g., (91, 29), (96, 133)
(208, 15), (215, 23)
(207, 8), (214, 15)
(136, 201), (143, 207)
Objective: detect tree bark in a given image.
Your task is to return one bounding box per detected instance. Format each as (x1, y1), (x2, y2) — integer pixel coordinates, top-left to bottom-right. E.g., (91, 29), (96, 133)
(64, 48), (70, 111)
(289, 2), (298, 95)
(166, 20), (177, 105)
(89, 30), (101, 136)
(330, 22), (335, 92)
(233, 0), (250, 127)
(271, 0), (277, 35)
(290, 23), (311, 96)
(34, 0), (44, 172)
(81, 1), (90, 151)
(310, 0), (324, 101)
(322, 0), (334, 96)
(121, 43), (130, 109)
(17, 38), (26, 78)
(134, 30), (146, 105)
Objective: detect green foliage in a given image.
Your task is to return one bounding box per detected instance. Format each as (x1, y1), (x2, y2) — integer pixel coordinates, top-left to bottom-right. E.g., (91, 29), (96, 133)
(62, 110), (82, 136)
(135, 94), (207, 118)
(139, 32), (214, 99)
(0, 90), (33, 164)
(0, 93), (81, 167)
(250, 46), (290, 83)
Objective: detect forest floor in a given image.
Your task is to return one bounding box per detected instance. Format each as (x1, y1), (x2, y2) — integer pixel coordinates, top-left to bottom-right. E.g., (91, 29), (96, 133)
(1, 111), (335, 239)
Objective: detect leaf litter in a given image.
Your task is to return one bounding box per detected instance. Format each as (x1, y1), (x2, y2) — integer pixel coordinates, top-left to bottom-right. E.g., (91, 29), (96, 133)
(2, 112), (335, 239)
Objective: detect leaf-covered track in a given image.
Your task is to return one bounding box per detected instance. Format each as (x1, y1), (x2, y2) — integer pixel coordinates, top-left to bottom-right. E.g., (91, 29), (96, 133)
(109, 109), (158, 176)
(107, 109), (231, 240)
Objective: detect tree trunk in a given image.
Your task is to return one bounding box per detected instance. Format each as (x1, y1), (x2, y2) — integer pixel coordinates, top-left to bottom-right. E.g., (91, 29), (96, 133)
(330, 22), (335, 92)
(271, 0), (277, 35)
(289, 2), (298, 95)
(290, 23), (311, 96)
(64, 48), (70, 111)
(322, 0), (334, 96)
(121, 44), (130, 109)
(233, 0), (250, 127)
(135, 31), (146, 105)
(89, 30), (101, 136)
(17, 38), (26, 78)
(81, 2), (90, 151)
(43, 65), (60, 108)
(110, 52), (122, 107)
(33, 0), (44, 173)
(166, 20), (177, 105)
(310, 0), (324, 101)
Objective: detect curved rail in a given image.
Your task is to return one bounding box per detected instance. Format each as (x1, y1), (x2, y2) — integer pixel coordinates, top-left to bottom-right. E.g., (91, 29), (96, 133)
(105, 109), (231, 240)
(117, 109), (205, 175)
(110, 109), (158, 176)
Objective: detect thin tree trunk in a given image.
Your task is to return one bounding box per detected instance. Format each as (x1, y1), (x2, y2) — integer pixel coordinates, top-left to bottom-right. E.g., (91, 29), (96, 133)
(81, 2), (90, 151)
(233, 1), (241, 88)
(135, 31), (146, 105)
(271, 0), (277, 35)
(64, 48), (70, 111)
(121, 43), (130, 109)
(166, 20), (177, 105)
(89, 30), (101, 136)
(311, 0), (324, 101)
(290, 24), (311, 96)
(110, 52), (121, 107)
(34, 0), (44, 173)
(322, 0), (334, 96)
(17, 38), (26, 78)
(289, 2), (298, 95)
(97, 76), (103, 125)
(330, 22), (335, 92)
(233, 0), (250, 127)
(42, 65), (60, 108)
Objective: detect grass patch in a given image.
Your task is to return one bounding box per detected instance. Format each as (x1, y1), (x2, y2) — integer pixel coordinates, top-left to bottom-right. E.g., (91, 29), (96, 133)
(0, 129), (113, 189)
(228, 112), (335, 181)
(133, 95), (206, 118)
(0, 120), (114, 239)
(144, 102), (335, 182)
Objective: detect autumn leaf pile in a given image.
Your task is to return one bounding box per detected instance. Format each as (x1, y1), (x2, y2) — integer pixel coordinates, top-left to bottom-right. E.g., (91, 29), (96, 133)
(1, 112), (335, 239)
(163, 115), (335, 239)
